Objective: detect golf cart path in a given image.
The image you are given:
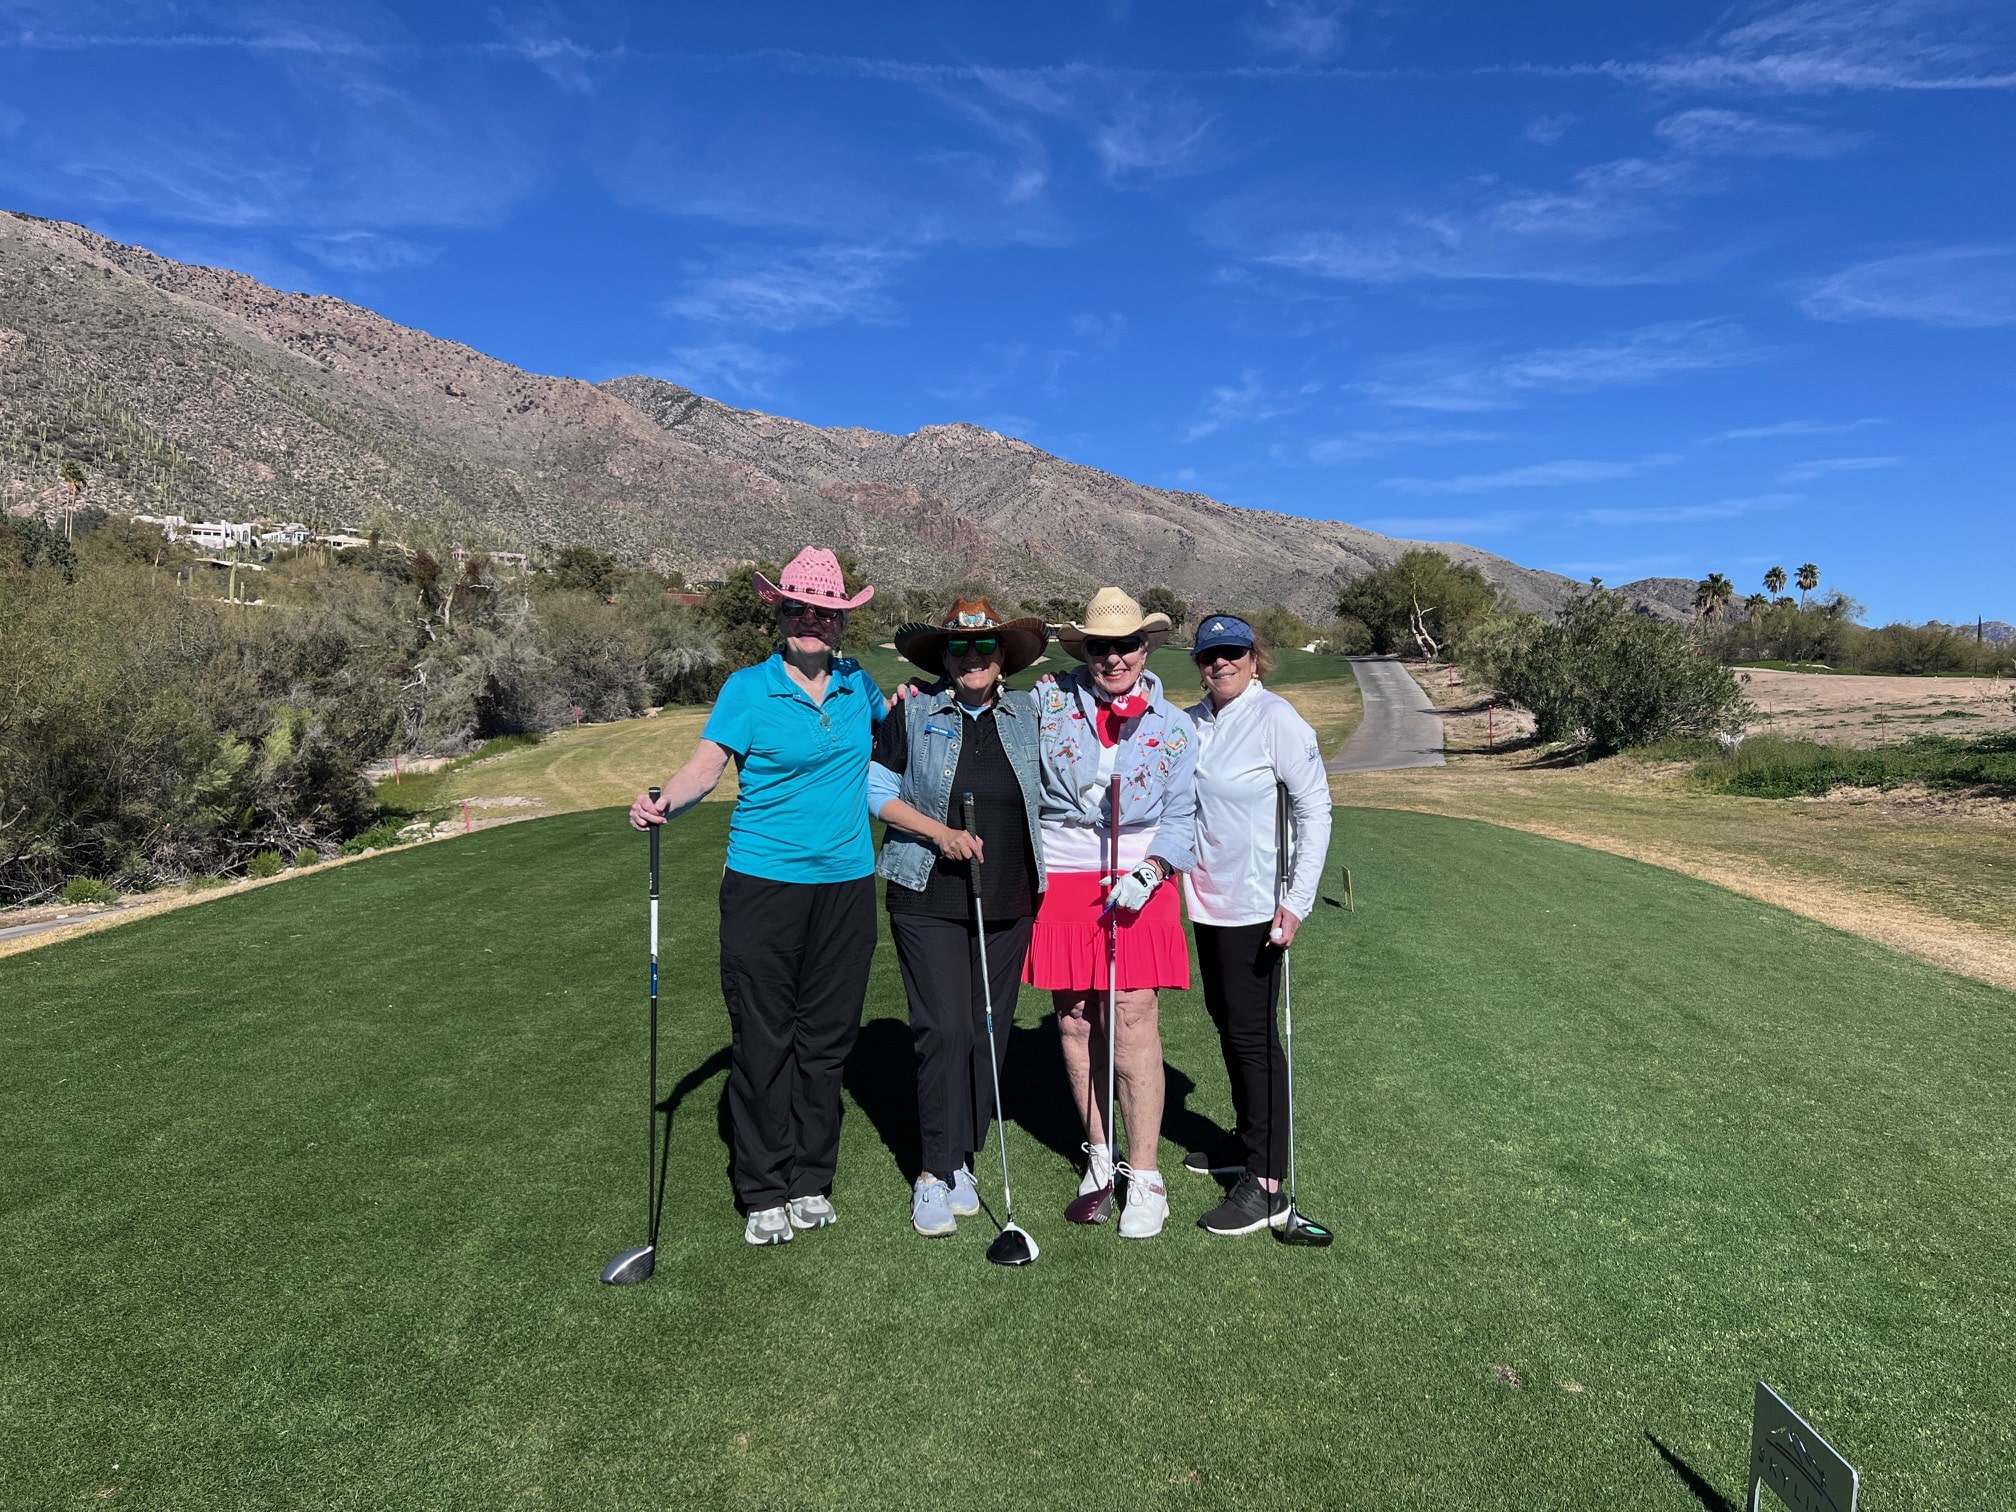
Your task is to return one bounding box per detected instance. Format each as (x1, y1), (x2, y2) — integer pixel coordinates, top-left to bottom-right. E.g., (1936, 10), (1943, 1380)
(1328, 657), (1447, 773)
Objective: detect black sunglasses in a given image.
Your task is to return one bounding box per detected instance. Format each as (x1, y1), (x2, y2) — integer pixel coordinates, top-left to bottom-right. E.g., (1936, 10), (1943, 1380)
(1193, 645), (1249, 666)
(947, 636), (1000, 657)
(779, 600), (843, 623)
(1083, 635), (1144, 658)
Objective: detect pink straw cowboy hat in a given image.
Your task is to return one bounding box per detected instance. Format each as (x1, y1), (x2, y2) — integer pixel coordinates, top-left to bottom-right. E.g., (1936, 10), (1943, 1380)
(752, 547), (876, 611)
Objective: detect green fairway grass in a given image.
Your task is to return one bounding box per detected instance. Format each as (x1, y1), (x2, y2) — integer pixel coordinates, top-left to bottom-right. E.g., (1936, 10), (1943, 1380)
(5, 807), (2013, 1508)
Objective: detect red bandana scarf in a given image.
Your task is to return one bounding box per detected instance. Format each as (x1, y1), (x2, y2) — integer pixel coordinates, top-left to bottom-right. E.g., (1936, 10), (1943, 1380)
(1094, 686), (1148, 748)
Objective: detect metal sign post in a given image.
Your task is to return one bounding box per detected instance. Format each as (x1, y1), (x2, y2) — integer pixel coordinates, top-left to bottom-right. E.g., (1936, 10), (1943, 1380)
(1747, 1382), (1858, 1512)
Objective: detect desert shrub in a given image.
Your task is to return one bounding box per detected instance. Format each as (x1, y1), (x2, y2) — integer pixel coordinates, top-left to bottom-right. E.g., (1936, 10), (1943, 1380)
(246, 850), (288, 878)
(293, 848), (322, 867)
(1695, 732), (2016, 798)
(1467, 586), (1750, 757)
(59, 877), (119, 905)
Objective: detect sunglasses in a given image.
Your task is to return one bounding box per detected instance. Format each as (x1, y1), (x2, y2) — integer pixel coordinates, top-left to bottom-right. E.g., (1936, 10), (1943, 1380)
(1193, 645), (1249, 666)
(779, 600), (843, 623)
(1083, 635), (1145, 658)
(947, 636), (1000, 657)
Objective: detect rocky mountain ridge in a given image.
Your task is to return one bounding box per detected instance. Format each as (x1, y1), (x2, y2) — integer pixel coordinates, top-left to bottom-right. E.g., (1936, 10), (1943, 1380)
(4, 208), (1666, 622)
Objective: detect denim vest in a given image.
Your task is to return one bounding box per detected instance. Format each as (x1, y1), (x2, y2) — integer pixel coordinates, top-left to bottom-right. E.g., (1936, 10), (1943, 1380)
(877, 686), (1048, 896)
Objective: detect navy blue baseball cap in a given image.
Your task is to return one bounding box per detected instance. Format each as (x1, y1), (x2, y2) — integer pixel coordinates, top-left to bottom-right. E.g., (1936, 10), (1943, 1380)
(1192, 614), (1255, 657)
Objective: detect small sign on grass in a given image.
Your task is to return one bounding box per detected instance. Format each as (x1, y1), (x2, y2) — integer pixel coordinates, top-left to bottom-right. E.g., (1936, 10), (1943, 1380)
(1747, 1381), (1857, 1512)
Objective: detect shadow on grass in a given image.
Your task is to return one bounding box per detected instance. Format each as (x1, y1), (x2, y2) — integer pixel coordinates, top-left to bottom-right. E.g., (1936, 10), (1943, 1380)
(1645, 1431), (1737, 1512)
(652, 1046), (730, 1231)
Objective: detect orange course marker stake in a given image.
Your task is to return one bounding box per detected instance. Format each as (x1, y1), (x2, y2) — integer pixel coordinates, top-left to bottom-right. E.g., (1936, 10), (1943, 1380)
(463, 801), (471, 833)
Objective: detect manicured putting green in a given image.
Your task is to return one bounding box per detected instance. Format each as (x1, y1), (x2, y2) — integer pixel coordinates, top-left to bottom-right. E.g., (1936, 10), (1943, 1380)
(4, 807), (2013, 1508)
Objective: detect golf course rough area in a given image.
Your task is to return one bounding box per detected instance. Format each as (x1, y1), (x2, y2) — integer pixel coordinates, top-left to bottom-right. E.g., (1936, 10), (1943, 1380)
(4, 806), (2013, 1509)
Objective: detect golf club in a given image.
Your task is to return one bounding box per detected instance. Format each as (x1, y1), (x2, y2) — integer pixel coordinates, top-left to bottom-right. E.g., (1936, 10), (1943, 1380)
(602, 786), (664, 1284)
(963, 793), (1038, 1267)
(1274, 781), (1334, 1248)
(1064, 773), (1124, 1225)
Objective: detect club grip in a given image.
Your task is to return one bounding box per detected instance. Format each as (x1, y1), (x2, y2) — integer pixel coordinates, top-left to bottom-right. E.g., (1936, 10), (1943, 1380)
(647, 785), (662, 896)
(961, 791), (976, 831)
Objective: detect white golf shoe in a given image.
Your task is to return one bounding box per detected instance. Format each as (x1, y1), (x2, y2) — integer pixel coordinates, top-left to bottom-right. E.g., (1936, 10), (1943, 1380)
(1118, 1169), (1168, 1239)
(744, 1206), (793, 1246)
(1077, 1142), (1115, 1197)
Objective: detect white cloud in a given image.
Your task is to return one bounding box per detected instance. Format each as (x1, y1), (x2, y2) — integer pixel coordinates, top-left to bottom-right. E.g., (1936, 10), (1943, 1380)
(1524, 113), (1573, 145)
(1183, 371), (1322, 441)
(295, 230), (436, 272)
(1624, 0), (2016, 94)
(1306, 428), (1511, 463)
(1703, 418), (1881, 441)
(1364, 320), (1762, 411)
(482, 16), (623, 93)
(1777, 455), (1902, 481)
(1801, 244), (2016, 327)
(1653, 107), (1864, 157)
(654, 341), (793, 401)
(663, 245), (908, 332)
(1577, 492), (1803, 525)
(1245, 3), (1349, 63)
(1383, 453), (1681, 496)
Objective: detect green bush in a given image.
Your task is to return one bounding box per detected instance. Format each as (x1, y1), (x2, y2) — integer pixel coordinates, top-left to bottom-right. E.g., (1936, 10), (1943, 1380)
(59, 877), (119, 906)
(294, 848), (322, 868)
(247, 850), (288, 879)
(1465, 586), (1749, 757)
(340, 822), (411, 856)
(188, 875), (227, 891)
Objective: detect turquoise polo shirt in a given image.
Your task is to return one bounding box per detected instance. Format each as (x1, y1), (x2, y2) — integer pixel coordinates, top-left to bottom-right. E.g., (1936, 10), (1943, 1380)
(702, 653), (886, 883)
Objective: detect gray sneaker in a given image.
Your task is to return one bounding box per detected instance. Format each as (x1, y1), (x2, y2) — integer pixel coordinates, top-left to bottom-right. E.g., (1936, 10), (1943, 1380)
(744, 1206), (793, 1246)
(787, 1194), (836, 1230)
(948, 1166), (981, 1216)
(912, 1176), (957, 1236)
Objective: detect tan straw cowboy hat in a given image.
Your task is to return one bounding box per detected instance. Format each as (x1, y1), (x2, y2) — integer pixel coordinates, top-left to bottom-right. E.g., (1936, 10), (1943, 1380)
(1056, 587), (1173, 662)
(893, 597), (1049, 678)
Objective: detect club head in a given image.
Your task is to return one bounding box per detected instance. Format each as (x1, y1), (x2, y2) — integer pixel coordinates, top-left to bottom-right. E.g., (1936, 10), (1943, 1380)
(987, 1224), (1039, 1266)
(600, 1244), (656, 1284)
(1063, 1185), (1114, 1225)
(1276, 1210), (1334, 1248)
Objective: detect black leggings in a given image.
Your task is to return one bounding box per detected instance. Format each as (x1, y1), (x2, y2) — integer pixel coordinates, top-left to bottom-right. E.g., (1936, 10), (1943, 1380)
(1194, 921), (1289, 1180)
(889, 912), (1034, 1178)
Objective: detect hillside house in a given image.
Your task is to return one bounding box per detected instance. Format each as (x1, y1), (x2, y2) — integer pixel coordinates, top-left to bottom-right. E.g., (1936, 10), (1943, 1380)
(183, 521), (256, 551)
(259, 523), (310, 548)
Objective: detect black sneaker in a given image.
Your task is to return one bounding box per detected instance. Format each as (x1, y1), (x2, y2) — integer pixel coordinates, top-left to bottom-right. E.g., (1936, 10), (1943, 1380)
(1197, 1174), (1290, 1236)
(1182, 1138), (1245, 1176)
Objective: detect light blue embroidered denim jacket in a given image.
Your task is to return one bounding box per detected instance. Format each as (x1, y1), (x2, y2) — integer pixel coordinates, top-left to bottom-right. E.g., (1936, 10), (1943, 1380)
(871, 685), (1047, 896)
(1034, 667), (1199, 874)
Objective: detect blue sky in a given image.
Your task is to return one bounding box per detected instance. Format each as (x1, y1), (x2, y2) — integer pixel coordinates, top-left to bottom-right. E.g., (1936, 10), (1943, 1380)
(2, 2), (2011, 621)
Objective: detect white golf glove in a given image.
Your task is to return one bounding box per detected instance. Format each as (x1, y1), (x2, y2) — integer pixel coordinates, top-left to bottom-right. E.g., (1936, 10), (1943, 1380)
(1104, 861), (1162, 915)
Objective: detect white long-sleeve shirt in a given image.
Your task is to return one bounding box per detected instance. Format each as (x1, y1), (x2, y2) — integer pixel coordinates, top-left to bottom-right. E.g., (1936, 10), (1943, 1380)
(1182, 680), (1333, 927)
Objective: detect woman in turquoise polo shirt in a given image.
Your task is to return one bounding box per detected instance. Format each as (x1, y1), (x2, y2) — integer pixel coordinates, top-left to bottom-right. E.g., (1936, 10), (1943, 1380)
(630, 547), (885, 1248)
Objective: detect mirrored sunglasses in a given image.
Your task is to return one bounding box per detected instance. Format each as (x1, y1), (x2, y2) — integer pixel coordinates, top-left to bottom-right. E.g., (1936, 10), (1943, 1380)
(780, 600), (843, 623)
(947, 636), (1000, 657)
(1083, 635), (1145, 657)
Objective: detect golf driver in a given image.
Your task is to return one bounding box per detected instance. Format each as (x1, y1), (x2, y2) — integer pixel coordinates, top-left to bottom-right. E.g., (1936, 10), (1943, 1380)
(602, 786), (665, 1284)
(1064, 773), (1124, 1225)
(1273, 781), (1334, 1248)
(962, 793), (1038, 1266)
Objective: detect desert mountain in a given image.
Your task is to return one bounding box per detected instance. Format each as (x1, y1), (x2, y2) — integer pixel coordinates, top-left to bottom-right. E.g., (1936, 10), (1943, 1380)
(4, 209), (1631, 621)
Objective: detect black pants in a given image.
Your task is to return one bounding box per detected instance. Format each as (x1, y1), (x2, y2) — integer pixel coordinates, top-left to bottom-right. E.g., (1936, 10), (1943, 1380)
(1194, 921), (1290, 1181)
(718, 869), (878, 1211)
(889, 912), (1034, 1178)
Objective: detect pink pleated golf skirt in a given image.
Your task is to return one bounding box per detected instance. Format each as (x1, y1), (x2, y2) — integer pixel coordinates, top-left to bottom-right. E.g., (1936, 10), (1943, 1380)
(1023, 870), (1192, 993)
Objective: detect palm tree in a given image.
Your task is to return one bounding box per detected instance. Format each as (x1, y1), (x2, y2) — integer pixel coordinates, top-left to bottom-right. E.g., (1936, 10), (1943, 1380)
(1763, 565), (1787, 597)
(1693, 572), (1735, 623)
(1796, 563), (1820, 605)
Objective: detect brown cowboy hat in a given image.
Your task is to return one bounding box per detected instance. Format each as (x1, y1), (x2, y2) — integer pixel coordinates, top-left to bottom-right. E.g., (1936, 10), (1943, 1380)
(893, 597), (1050, 678)
(1055, 586), (1173, 662)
